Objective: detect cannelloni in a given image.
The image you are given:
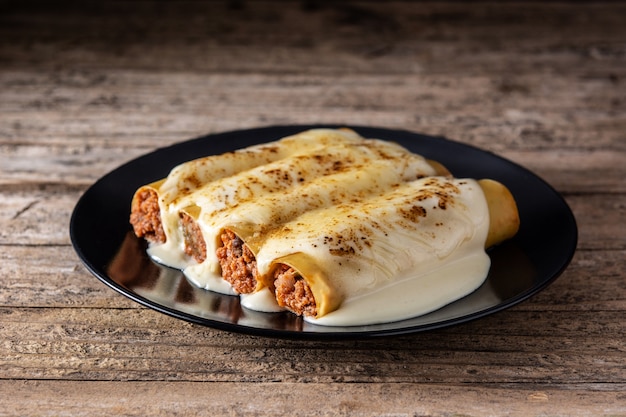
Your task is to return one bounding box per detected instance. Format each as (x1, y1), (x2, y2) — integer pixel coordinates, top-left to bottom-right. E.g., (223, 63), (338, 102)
(130, 128), (519, 325)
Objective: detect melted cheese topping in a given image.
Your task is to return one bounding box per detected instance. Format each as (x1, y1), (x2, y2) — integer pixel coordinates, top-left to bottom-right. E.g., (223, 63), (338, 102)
(149, 128), (366, 270)
(143, 129), (493, 326)
(256, 177), (488, 285)
(254, 177), (490, 325)
(158, 128), (364, 206)
(183, 146), (437, 289)
(154, 130), (437, 279)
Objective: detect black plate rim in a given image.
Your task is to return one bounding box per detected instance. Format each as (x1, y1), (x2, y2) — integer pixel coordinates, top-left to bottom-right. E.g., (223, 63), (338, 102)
(70, 124), (578, 340)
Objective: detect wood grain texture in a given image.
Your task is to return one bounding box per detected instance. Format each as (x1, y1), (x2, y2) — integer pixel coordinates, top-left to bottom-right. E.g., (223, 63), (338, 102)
(3, 380), (625, 417)
(1, 1), (625, 416)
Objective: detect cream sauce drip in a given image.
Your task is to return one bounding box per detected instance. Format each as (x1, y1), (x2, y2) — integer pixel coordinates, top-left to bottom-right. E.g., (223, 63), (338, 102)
(241, 288), (286, 313)
(306, 250), (490, 326)
(255, 178), (488, 289)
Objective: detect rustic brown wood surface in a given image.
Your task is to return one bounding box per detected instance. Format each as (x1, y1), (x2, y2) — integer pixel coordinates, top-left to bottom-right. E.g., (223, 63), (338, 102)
(1, 1), (625, 416)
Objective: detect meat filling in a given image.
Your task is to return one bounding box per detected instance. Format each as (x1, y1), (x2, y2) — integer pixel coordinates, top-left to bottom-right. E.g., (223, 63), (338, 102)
(216, 229), (258, 294)
(180, 212), (207, 263)
(130, 189), (166, 243)
(274, 264), (317, 317)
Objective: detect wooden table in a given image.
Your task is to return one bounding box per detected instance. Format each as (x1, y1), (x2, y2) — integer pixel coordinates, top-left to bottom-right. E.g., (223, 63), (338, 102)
(1, 1), (624, 415)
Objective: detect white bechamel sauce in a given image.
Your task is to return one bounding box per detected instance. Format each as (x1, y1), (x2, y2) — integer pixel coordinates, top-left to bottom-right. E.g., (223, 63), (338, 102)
(157, 133), (438, 289)
(255, 179), (487, 284)
(150, 128), (366, 272)
(148, 240), (237, 295)
(147, 223), (231, 298)
(306, 251), (490, 326)
(139, 129), (495, 327)
(241, 288), (285, 313)
(147, 241), (189, 270)
(250, 177), (491, 326)
(183, 263), (237, 295)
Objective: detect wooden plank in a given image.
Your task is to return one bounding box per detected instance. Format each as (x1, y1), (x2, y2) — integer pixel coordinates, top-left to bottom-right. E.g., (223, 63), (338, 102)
(1, 142), (624, 193)
(13, 190), (626, 248)
(2, 380), (624, 417)
(523, 250), (626, 312)
(2, 70), (624, 153)
(1, 2), (625, 74)
(0, 187), (82, 246)
(0, 140), (622, 185)
(1, 246), (624, 311)
(2, 139), (625, 196)
(1, 305), (624, 383)
(1, 0), (625, 168)
(0, 1), (624, 414)
(1, 68), (624, 193)
(0, 245), (126, 309)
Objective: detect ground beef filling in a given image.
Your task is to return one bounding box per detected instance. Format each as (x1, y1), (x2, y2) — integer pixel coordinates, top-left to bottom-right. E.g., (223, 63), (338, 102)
(130, 189), (166, 243)
(216, 229), (258, 294)
(180, 212), (207, 263)
(274, 264), (317, 317)
(166, 220), (318, 314)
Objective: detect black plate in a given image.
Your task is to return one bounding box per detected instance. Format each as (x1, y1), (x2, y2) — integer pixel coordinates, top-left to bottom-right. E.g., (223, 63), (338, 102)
(70, 125), (577, 339)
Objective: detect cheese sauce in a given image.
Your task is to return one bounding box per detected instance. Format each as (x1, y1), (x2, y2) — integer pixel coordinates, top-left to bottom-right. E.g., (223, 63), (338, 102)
(306, 250), (490, 326)
(154, 135), (438, 294)
(139, 130), (494, 326)
(246, 177), (491, 325)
